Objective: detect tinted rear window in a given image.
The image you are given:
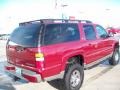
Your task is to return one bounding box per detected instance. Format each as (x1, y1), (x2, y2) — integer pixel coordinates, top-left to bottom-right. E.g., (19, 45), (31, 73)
(10, 24), (41, 47)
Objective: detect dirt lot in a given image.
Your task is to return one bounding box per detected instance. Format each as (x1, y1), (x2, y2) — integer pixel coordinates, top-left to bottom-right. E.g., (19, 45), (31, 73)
(0, 40), (120, 90)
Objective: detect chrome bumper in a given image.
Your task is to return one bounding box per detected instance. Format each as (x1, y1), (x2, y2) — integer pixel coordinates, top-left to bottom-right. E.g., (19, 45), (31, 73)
(5, 62), (42, 82)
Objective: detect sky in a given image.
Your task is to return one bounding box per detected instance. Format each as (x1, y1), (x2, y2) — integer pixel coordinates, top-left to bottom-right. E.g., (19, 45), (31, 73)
(0, 0), (120, 34)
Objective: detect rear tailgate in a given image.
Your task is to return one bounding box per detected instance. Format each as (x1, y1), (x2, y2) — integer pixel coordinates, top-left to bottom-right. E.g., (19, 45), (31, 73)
(6, 23), (41, 68)
(7, 44), (37, 67)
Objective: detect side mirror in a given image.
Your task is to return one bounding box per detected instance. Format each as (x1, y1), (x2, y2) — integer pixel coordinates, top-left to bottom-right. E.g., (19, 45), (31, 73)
(100, 34), (110, 38)
(108, 32), (114, 37)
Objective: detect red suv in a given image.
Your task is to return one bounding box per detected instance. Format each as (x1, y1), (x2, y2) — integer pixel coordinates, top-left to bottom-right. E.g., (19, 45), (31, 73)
(5, 19), (119, 90)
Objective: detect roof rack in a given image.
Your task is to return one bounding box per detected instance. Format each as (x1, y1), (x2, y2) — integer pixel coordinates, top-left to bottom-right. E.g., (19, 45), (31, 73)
(19, 19), (92, 26)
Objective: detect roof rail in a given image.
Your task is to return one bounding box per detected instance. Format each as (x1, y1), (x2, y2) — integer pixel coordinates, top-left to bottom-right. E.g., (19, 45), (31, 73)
(19, 19), (92, 26)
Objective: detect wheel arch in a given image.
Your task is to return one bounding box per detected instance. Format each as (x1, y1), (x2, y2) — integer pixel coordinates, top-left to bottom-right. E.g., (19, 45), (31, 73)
(61, 54), (85, 72)
(114, 42), (119, 49)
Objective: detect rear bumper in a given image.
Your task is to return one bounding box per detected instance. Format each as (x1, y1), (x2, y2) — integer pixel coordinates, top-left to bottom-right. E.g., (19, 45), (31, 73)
(5, 62), (42, 83)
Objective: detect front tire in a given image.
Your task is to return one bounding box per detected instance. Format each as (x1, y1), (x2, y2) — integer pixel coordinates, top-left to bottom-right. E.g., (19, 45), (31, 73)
(109, 47), (120, 65)
(64, 63), (84, 90)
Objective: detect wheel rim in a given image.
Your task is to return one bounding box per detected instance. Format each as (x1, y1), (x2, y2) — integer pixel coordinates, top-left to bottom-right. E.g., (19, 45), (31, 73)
(70, 70), (81, 88)
(114, 51), (119, 62)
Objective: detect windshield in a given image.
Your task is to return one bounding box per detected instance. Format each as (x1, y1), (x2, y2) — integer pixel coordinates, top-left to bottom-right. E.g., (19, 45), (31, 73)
(10, 24), (41, 47)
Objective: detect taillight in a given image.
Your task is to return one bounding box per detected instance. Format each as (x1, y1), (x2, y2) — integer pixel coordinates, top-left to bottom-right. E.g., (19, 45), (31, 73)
(35, 53), (44, 71)
(35, 53), (44, 61)
(5, 66), (15, 71)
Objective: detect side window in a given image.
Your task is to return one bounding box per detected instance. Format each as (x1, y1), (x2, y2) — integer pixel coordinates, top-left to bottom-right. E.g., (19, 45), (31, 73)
(44, 24), (80, 45)
(83, 25), (96, 40)
(96, 25), (108, 38)
(61, 24), (80, 42)
(44, 24), (61, 45)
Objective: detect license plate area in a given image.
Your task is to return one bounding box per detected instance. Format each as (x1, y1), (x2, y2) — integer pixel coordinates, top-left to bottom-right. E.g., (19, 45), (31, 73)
(16, 67), (22, 75)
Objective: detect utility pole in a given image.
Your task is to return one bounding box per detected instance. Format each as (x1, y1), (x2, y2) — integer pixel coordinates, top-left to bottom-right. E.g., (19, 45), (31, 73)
(55, 0), (57, 9)
(61, 4), (68, 19)
(54, 0), (68, 19)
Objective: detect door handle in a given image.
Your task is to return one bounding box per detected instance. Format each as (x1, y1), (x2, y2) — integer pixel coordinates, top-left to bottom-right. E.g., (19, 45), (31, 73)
(88, 43), (93, 46)
(89, 43), (98, 48)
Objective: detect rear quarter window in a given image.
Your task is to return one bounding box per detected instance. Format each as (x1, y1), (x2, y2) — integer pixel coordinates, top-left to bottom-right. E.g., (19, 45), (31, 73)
(44, 23), (80, 45)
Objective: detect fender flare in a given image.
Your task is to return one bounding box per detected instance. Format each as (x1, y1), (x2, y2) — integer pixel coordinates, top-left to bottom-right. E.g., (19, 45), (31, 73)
(60, 50), (85, 71)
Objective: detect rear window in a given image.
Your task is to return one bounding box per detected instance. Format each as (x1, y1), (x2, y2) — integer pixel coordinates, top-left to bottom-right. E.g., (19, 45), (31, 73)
(10, 24), (41, 47)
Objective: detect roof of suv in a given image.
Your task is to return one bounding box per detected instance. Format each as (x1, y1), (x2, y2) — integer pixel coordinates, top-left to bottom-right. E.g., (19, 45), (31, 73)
(19, 19), (93, 26)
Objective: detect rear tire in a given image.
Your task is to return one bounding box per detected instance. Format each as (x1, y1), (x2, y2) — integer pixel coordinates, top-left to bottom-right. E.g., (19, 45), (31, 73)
(64, 63), (84, 90)
(13, 76), (20, 81)
(109, 47), (120, 65)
